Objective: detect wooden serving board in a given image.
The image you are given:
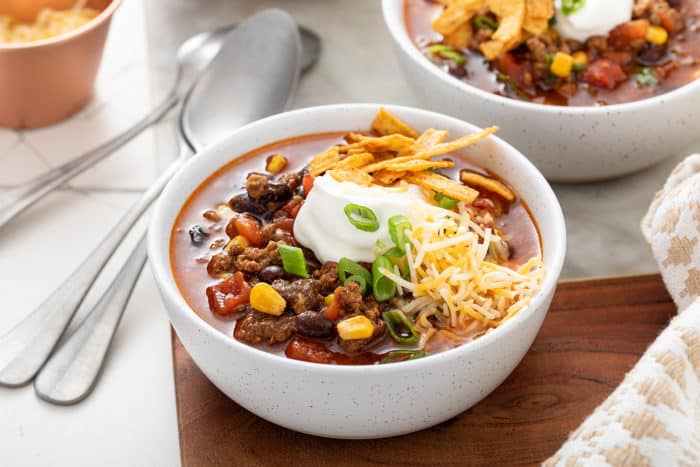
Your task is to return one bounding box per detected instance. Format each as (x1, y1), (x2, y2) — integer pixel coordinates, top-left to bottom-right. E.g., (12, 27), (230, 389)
(172, 274), (676, 467)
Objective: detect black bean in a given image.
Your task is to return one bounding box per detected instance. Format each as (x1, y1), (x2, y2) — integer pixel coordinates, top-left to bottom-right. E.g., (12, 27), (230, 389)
(636, 44), (668, 67)
(448, 65), (467, 78)
(189, 224), (208, 246)
(266, 182), (292, 201)
(296, 311), (335, 338)
(259, 265), (286, 283)
(228, 194), (267, 215)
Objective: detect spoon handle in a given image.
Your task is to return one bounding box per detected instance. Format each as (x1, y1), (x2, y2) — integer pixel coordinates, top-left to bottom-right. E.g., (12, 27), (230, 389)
(0, 92), (178, 231)
(34, 233), (148, 405)
(0, 152), (187, 387)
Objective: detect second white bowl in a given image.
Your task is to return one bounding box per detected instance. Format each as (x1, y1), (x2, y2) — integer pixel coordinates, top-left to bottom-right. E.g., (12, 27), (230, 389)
(382, 0), (700, 182)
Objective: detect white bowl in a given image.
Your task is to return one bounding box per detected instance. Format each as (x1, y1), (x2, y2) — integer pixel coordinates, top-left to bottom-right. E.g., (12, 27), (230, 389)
(148, 104), (566, 438)
(382, 0), (700, 182)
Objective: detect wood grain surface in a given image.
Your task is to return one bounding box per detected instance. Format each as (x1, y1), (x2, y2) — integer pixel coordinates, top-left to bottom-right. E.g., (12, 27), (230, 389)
(172, 274), (675, 467)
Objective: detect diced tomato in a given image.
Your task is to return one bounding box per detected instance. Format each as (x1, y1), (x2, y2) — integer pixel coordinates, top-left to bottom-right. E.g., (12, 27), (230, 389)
(285, 338), (336, 364)
(285, 337), (383, 364)
(206, 272), (252, 315)
(232, 214), (264, 247)
(281, 196), (303, 219)
(302, 174), (314, 197)
(608, 20), (649, 49)
(497, 52), (532, 90)
(322, 287), (343, 321)
(582, 59), (627, 90)
(601, 51), (633, 67)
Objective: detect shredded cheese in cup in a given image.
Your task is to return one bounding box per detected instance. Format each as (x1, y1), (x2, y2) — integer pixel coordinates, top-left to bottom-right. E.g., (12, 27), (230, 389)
(0, 1), (99, 43)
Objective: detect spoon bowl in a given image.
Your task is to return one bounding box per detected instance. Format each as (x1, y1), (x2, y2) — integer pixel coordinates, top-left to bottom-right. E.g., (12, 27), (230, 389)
(181, 26), (320, 151)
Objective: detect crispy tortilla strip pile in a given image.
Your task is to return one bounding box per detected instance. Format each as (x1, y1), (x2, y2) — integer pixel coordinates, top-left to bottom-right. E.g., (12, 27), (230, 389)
(431, 0), (553, 59)
(306, 107), (501, 204)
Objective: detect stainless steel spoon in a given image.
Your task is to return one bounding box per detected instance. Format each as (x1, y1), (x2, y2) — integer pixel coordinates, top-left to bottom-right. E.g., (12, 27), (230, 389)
(30, 10), (304, 404)
(0, 23), (319, 232)
(0, 10), (306, 391)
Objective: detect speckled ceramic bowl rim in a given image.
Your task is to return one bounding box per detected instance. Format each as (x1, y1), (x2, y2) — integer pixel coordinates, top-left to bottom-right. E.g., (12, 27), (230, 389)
(0, 0), (121, 51)
(148, 103), (566, 374)
(382, 0), (700, 114)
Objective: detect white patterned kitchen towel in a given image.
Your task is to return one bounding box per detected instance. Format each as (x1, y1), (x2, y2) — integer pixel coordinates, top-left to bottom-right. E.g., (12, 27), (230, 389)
(545, 155), (700, 467)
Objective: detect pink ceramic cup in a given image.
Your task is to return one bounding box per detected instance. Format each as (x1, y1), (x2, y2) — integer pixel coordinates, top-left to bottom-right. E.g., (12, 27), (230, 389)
(0, 0), (121, 129)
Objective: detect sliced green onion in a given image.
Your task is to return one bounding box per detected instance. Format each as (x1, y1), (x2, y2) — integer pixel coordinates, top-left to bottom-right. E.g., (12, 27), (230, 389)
(440, 50), (466, 65)
(277, 244), (308, 278)
(344, 203), (379, 232)
(372, 256), (397, 302)
(634, 67), (658, 86)
(383, 246), (405, 258)
(427, 44), (466, 65)
(380, 349), (427, 364)
(434, 192), (459, 210)
(388, 215), (412, 253)
(338, 257), (372, 286)
(427, 44), (453, 54)
(561, 0), (585, 16)
(572, 62), (588, 72)
(474, 15), (498, 31)
(344, 275), (368, 295)
(382, 310), (420, 345)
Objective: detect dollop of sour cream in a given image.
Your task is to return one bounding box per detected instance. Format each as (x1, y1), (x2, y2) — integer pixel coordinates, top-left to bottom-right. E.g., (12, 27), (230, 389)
(294, 175), (434, 263)
(554, 0), (634, 42)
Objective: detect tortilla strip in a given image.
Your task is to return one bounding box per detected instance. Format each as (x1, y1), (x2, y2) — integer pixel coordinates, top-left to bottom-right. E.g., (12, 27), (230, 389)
(336, 152), (375, 169)
(360, 152), (435, 173)
(412, 126), (498, 159)
(522, 16), (548, 35)
(342, 134), (415, 153)
(373, 169), (406, 185)
(385, 159), (455, 172)
(308, 146), (340, 176)
(371, 107), (419, 138)
(460, 171), (515, 201)
(480, 0), (525, 59)
(344, 133), (365, 144)
(526, 0), (553, 19)
(432, 0), (484, 36)
(405, 171), (479, 204)
(442, 21), (473, 48)
(397, 128), (449, 157)
(328, 168), (373, 186)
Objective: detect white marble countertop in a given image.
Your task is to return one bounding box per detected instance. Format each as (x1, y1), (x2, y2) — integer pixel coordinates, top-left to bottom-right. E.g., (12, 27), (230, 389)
(1, 0), (697, 466)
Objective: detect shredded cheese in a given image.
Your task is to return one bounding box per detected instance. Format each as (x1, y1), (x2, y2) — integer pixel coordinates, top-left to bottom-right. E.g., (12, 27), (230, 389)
(383, 203), (545, 349)
(0, 1), (98, 43)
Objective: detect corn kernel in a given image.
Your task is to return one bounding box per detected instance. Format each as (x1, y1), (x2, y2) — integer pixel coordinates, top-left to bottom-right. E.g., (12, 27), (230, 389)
(224, 235), (249, 251)
(336, 315), (374, 340)
(266, 154), (288, 174)
(572, 51), (588, 66)
(250, 283), (286, 316)
(550, 52), (573, 78)
(646, 25), (668, 45)
(324, 294), (334, 306)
